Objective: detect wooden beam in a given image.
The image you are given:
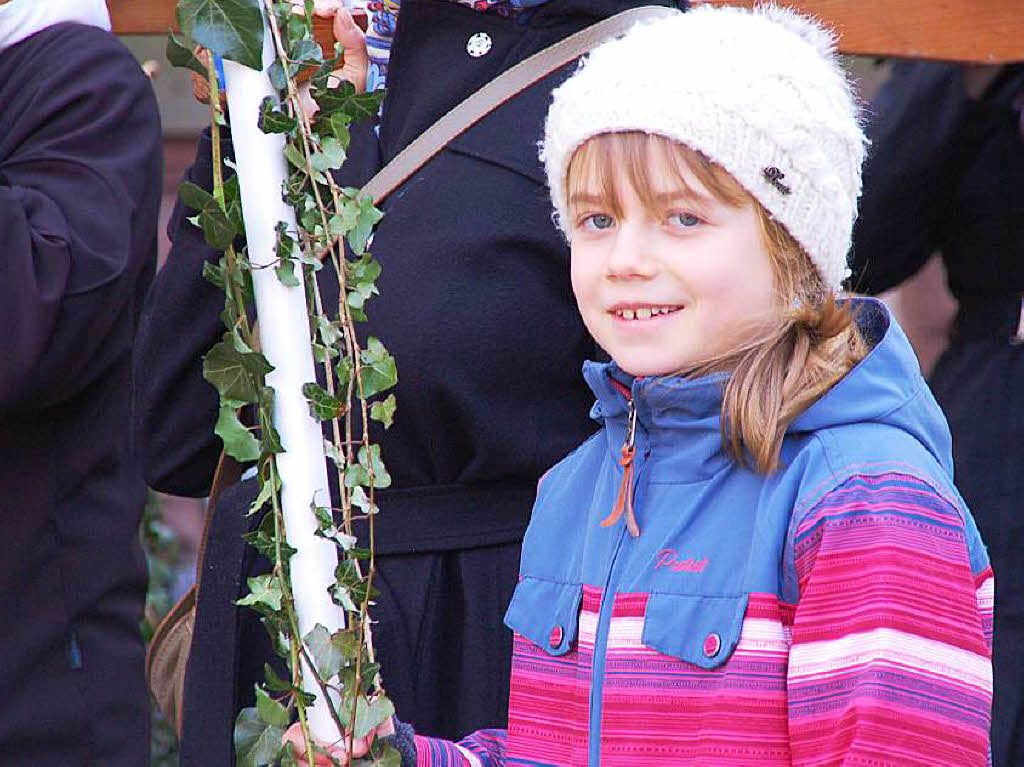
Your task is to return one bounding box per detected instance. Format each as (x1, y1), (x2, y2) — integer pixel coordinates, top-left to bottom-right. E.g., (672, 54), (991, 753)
(691, 0), (1024, 63)
(109, 0), (1024, 63)
(108, 0), (178, 36)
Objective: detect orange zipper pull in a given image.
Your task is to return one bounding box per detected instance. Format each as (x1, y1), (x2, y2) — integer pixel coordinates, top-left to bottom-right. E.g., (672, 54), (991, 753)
(600, 400), (641, 537)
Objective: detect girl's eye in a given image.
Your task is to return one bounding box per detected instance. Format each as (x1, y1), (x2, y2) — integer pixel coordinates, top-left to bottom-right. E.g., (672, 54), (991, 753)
(582, 214), (615, 231)
(671, 212), (702, 228)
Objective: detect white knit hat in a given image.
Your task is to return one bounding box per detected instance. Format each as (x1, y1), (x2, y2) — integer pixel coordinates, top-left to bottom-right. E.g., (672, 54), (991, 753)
(541, 4), (867, 292)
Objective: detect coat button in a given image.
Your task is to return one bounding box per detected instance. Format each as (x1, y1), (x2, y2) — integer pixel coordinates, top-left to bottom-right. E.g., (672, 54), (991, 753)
(467, 32), (493, 58)
(703, 632), (721, 658)
(549, 625), (564, 648)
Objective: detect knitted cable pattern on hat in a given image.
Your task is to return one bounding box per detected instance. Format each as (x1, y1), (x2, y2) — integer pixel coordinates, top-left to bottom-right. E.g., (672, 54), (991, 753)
(540, 3), (867, 292)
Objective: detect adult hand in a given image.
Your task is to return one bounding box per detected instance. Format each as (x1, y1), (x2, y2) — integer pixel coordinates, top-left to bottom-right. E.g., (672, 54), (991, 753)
(291, 0), (369, 94)
(282, 717), (396, 766)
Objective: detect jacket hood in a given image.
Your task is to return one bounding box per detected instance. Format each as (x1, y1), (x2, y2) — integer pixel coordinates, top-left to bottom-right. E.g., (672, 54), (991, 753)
(583, 298), (954, 479)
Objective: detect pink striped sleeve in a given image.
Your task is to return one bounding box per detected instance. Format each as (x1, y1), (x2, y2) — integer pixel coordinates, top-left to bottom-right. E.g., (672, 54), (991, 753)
(787, 473), (993, 766)
(414, 729), (506, 766)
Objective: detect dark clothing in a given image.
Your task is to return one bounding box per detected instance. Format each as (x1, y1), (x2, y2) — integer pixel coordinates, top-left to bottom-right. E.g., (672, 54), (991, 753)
(132, 1), (682, 762)
(851, 61), (1024, 767)
(0, 23), (161, 765)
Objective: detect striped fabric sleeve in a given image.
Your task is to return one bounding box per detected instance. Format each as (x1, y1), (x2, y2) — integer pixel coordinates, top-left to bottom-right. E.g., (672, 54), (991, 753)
(414, 729), (506, 766)
(787, 472), (993, 766)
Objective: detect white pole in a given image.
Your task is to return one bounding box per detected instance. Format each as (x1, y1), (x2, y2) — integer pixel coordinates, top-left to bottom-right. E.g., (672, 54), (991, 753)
(221, 15), (343, 745)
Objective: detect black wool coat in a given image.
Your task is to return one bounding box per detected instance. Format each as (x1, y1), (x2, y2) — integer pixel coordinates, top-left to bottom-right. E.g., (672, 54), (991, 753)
(851, 61), (1024, 767)
(131, 0), (681, 762)
(0, 23), (161, 765)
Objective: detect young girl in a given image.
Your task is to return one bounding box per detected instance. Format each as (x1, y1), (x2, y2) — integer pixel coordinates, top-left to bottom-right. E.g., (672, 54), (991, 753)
(293, 5), (993, 764)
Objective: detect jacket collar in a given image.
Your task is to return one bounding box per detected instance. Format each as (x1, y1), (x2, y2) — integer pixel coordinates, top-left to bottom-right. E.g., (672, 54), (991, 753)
(583, 360), (732, 481)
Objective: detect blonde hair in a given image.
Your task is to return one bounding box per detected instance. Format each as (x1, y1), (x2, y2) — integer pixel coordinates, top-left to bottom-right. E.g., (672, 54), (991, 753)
(567, 133), (867, 474)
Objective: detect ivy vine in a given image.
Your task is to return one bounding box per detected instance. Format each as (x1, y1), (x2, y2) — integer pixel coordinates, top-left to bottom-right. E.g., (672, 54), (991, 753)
(169, 1), (395, 764)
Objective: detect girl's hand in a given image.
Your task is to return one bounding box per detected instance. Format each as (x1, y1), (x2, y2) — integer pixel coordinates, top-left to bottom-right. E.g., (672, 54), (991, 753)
(282, 718), (396, 766)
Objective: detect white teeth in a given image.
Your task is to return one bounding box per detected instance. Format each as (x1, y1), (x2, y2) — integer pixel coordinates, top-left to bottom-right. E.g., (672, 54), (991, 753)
(635, 307), (652, 320)
(621, 308), (635, 320)
(615, 306), (678, 320)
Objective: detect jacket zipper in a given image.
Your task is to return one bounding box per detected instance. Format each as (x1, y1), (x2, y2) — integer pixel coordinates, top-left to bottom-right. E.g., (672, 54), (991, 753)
(588, 391), (648, 766)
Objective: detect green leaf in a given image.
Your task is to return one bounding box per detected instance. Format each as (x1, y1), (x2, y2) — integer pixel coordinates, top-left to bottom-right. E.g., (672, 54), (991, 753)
(255, 684), (290, 728)
(199, 203), (238, 250)
(352, 696), (395, 739)
(259, 96), (298, 134)
(316, 316), (342, 347)
(263, 663), (293, 693)
(215, 405), (260, 462)
(322, 112), (351, 148)
(275, 259), (300, 287)
(358, 338), (397, 399)
(179, 181), (216, 212)
(323, 438), (344, 468)
(234, 706), (286, 767)
(237, 573), (283, 611)
(310, 136), (346, 172)
(358, 444), (391, 489)
(349, 486), (377, 515)
(368, 742), (402, 767)
(370, 394), (396, 429)
(285, 143), (308, 172)
(204, 335), (273, 404)
(203, 260), (226, 290)
(330, 582), (359, 612)
(166, 31), (207, 75)
(247, 471), (280, 516)
(177, 0), (265, 71)
(305, 624), (343, 681)
(347, 196), (383, 256)
(335, 357), (353, 392)
(290, 38), (323, 66)
(302, 382), (347, 421)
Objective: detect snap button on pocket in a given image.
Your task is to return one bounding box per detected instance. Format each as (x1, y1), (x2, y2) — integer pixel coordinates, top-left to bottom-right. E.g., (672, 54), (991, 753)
(549, 625), (564, 649)
(467, 32), (492, 58)
(703, 632), (722, 658)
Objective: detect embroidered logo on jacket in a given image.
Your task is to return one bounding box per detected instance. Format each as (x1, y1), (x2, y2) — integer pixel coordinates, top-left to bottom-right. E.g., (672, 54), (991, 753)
(654, 548), (708, 573)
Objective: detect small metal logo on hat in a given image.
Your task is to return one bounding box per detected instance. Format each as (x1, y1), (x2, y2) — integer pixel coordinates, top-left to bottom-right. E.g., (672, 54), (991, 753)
(763, 166), (791, 195)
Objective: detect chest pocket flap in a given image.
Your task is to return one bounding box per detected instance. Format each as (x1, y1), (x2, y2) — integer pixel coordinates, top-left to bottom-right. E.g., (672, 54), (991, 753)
(504, 577), (582, 657)
(642, 593), (748, 670)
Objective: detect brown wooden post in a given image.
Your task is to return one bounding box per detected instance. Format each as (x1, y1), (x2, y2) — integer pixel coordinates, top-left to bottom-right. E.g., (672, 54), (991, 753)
(108, 0), (1024, 62)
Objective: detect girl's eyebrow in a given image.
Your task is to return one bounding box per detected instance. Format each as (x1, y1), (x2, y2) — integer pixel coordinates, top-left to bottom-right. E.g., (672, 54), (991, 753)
(568, 193), (607, 205)
(653, 189), (715, 206)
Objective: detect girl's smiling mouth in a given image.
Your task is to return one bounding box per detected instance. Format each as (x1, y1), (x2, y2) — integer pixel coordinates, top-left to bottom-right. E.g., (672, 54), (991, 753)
(610, 305), (683, 321)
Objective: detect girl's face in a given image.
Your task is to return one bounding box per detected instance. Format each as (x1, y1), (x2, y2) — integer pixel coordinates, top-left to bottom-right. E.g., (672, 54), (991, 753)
(569, 144), (778, 378)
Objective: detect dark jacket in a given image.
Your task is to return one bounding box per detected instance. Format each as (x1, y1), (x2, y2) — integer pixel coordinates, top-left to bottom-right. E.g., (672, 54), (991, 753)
(0, 23), (161, 765)
(133, 1), (681, 762)
(850, 61), (1024, 767)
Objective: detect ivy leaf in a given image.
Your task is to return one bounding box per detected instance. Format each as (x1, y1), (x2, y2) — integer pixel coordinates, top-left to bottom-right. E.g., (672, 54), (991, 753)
(255, 684), (290, 728)
(322, 112), (351, 148)
(323, 438), (344, 468)
(203, 260), (226, 290)
(247, 470), (280, 516)
(370, 394), (396, 429)
(367, 742), (402, 767)
(166, 31), (207, 76)
(263, 662), (292, 693)
(224, 175), (245, 234)
(302, 382), (347, 421)
(234, 706), (286, 767)
(259, 96), (298, 135)
(179, 181), (216, 212)
(237, 573), (283, 611)
(285, 143), (308, 172)
(204, 334), (273, 404)
(199, 203), (238, 249)
(215, 405), (260, 462)
(359, 337), (397, 399)
(347, 196), (383, 256)
(310, 136), (346, 172)
(316, 316), (342, 347)
(349, 486), (377, 515)
(305, 624), (343, 681)
(330, 582), (359, 612)
(351, 696), (395, 739)
(357, 444), (391, 489)
(275, 260), (300, 287)
(290, 38), (323, 66)
(177, 0), (265, 71)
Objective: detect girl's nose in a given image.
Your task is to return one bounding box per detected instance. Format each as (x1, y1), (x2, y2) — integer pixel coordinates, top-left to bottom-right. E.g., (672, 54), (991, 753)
(606, 223), (655, 279)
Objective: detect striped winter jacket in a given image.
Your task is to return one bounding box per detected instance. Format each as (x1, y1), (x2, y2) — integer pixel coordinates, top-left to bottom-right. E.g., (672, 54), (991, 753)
(413, 299), (993, 766)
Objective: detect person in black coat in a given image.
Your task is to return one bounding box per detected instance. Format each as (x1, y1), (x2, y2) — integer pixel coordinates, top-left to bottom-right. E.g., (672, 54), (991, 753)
(851, 61), (1024, 767)
(0, 1), (162, 763)
(133, 0), (682, 762)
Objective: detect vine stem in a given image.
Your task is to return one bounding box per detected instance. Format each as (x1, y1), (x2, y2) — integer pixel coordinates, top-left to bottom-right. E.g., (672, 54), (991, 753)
(261, 1), (386, 758)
